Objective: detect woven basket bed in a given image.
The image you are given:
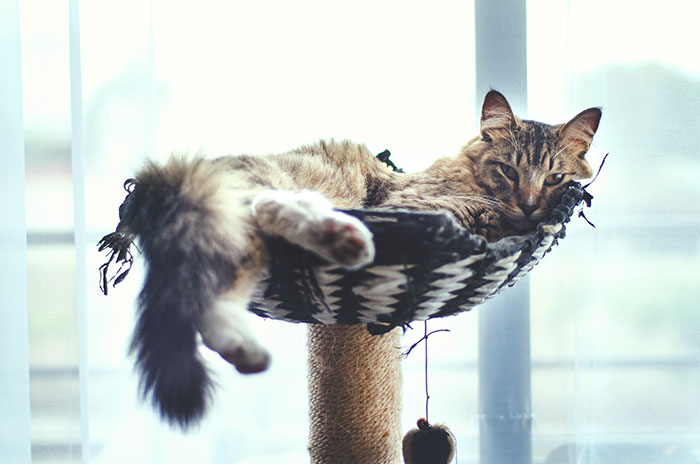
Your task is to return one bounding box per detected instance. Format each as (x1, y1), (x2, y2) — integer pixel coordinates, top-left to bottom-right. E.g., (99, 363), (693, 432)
(249, 182), (585, 333)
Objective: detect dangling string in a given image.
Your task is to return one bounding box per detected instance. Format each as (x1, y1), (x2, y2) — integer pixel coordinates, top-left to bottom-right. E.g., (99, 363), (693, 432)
(578, 152), (610, 228)
(422, 321), (459, 463)
(401, 323), (450, 357)
(423, 321), (430, 422)
(401, 321), (457, 464)
(401, 321), (451, 425)
(583, 152), (610, 191)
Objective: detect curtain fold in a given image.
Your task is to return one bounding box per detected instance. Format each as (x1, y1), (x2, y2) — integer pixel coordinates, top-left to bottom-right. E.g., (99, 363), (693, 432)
(68, 0), (91, 461)
(0, 0), (32, 462)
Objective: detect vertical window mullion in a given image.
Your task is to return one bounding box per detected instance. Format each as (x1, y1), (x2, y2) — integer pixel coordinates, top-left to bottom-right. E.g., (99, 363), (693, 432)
(475, 1), (531, 463)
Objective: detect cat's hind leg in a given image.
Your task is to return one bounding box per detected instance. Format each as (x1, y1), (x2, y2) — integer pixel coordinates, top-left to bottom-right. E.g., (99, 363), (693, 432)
(251, 189), (375, 269)
(198, 268), (271, 374)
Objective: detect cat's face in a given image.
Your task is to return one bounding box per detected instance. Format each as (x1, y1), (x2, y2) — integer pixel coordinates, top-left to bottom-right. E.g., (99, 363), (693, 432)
(472, 91), (601, 232)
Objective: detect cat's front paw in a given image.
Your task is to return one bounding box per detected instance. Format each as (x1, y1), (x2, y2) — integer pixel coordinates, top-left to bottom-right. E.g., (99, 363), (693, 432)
(473, 208), (507, 241)
(318, 212), (375, 269)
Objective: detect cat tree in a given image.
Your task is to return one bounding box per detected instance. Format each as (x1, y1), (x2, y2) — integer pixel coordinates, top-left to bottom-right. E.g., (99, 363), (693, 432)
(99, 169), (585, 463)
(247, 184), (585, 463)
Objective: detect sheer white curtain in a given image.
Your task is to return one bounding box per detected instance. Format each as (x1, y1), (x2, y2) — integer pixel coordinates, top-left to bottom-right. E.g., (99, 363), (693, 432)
(5, 0), (700, 463)
(528, 1), (700, 463)
(1, 1), (31, 463)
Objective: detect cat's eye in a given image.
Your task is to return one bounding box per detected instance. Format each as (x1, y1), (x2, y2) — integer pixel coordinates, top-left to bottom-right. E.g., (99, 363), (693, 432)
(545, 173), (565, 186)
(500, 164), (518, 182)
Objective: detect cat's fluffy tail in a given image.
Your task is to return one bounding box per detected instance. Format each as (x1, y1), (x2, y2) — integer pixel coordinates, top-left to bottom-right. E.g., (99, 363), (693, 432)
(116, 156), (246, 428)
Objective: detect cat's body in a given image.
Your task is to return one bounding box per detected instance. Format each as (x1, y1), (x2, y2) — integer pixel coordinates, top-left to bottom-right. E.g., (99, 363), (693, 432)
(109, 91), (601, 427)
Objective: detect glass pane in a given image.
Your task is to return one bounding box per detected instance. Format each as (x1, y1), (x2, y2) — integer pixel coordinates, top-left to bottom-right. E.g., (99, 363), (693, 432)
(528, 1), (700, 463)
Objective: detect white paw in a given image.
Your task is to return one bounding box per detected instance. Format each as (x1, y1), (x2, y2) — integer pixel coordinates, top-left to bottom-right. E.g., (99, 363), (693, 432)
(252, 189), (375, 269)
(314, 211), (375, 269)
(252, 189), (331, 233)
(220, 344), (271, 374)
(199, 299), (271, 374)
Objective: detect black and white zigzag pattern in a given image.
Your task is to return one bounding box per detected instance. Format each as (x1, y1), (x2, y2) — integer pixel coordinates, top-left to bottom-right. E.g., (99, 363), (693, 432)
(248, 183), (584, 329)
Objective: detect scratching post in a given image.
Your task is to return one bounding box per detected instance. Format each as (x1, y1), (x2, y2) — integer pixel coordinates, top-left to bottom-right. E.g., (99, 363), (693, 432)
(307, 324), (403, 464)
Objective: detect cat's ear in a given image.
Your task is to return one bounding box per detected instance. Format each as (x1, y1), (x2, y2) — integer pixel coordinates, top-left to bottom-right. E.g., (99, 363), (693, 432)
(558, 107), (601, 178)
(480, 90), (517, 141)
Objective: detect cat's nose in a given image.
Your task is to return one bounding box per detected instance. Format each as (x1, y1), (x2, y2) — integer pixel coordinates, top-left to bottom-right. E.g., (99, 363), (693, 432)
(519, 203), (537, 217)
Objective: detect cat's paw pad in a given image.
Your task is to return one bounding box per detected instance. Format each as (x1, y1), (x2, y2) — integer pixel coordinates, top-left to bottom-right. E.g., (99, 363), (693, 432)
(221, 345), (271, 374)
(317, 213), (375, 269)
(252, 189), (374, 268)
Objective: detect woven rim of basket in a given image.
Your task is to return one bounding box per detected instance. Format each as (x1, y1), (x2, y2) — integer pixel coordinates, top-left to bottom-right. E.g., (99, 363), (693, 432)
(248, 182), (585, 331)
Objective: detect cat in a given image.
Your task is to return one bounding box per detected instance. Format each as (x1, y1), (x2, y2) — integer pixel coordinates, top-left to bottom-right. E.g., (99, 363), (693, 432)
(103, 90), (600, 427)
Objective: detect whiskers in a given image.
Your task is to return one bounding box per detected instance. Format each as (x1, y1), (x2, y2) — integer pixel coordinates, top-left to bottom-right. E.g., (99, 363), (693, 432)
(450, 194), (511, 214)
(551, 139), (578, 162)
(456, 194), (554, 224)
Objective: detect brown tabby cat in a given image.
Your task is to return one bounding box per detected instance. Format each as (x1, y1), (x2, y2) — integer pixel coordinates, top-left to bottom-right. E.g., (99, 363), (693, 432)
(111, 90), (600, 427)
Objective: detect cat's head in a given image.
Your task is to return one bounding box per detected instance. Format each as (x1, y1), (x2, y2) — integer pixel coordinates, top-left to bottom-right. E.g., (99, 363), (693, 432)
(471, 90), (601, 232)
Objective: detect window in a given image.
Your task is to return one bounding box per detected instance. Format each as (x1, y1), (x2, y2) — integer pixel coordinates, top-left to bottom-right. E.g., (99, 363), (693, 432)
(4, 1), (699, 463)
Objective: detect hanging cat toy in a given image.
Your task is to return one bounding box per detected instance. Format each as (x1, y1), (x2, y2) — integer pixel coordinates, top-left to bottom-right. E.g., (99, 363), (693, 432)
(401, 322), (457, 464)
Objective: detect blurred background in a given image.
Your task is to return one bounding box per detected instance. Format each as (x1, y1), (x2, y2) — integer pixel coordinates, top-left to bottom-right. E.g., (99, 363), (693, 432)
(3, 0), (699, 462)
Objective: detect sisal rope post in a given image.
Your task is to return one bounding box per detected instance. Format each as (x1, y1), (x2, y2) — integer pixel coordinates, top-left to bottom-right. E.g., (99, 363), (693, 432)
(307, 324), (403, 464)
